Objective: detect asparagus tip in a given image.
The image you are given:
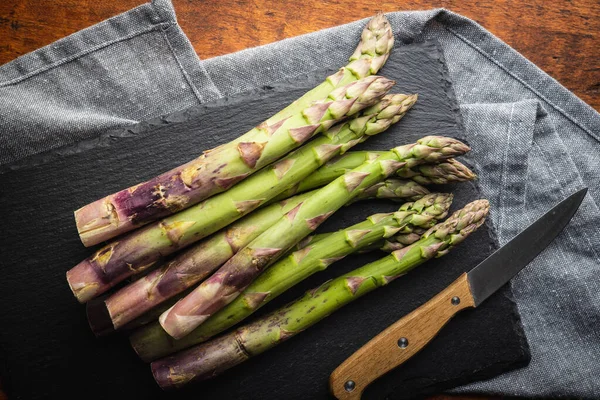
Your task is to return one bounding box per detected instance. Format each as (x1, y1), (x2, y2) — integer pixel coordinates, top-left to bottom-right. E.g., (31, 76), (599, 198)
(369, 12), (391, 34)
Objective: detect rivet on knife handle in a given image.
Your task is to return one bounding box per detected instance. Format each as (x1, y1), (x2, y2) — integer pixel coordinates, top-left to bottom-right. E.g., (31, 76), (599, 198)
(329, 273), (475, 400)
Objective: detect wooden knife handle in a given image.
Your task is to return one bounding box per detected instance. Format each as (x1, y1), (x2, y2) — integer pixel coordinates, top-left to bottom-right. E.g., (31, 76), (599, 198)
(329, 273), (475, 400)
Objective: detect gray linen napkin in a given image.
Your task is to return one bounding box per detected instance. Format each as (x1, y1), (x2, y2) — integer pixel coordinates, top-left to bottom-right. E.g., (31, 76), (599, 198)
(457, 101), (600, 397)
(0, 0), (220, 164)
(1, 0), (599, 397)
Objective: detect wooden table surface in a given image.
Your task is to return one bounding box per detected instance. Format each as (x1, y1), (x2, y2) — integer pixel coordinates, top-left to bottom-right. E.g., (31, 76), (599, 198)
(1, 1), (595, 398)
(1, 0), (599, 112)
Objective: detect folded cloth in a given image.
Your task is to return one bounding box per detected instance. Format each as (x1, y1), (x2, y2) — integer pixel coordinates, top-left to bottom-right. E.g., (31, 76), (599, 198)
(456, 101), (600, 397)
(0, 0), (220, 165)
(1, 0), (599, 397)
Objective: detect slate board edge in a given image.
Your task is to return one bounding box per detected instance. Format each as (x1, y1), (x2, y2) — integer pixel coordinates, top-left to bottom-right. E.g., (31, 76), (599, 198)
(435, 32), (532, 367)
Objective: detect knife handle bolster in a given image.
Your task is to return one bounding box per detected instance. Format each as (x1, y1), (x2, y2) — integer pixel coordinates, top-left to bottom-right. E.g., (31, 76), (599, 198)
(329, 273), (475, 400)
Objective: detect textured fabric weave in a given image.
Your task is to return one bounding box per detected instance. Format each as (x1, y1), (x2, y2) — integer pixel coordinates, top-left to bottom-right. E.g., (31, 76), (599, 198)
(1, 0), (599, 397)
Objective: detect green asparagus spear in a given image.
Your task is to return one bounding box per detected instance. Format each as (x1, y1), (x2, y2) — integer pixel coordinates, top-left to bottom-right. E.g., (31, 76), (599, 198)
(272, 154), (475, 202)
(351, 178), (430, 203)
(396, 158), (477, 185)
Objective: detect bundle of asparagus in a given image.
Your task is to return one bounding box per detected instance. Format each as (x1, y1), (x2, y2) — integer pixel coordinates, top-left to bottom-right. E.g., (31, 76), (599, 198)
(150, 200), (490, 389)
(88, 180), (432, 337)
(95, 163), (475, 338)
(129, 193), (453, 360)
(74, 13), (395, 247)
(67, 77), (398, 303)
(93, 93), (419, 332)
(65, 14), (489, 393)
(157, 136), (469, 339)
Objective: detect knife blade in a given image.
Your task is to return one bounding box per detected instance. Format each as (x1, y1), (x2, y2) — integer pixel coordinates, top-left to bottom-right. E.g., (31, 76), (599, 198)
(330, 188), (587, 400)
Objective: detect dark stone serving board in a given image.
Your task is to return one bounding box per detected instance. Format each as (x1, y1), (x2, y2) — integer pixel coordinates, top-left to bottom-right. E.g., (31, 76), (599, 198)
(0, 41), (530, 400)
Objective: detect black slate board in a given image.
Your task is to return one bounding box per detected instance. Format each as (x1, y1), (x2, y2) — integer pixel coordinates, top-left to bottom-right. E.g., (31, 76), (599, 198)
(0, 41), (530, 400)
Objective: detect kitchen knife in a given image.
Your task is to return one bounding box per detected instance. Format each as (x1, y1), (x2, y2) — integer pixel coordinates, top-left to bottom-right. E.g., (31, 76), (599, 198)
(330, 188), (587, 400)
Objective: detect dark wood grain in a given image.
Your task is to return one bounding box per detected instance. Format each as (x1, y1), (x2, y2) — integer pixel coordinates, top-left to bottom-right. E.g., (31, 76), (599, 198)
(0, 0), (598, 111)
